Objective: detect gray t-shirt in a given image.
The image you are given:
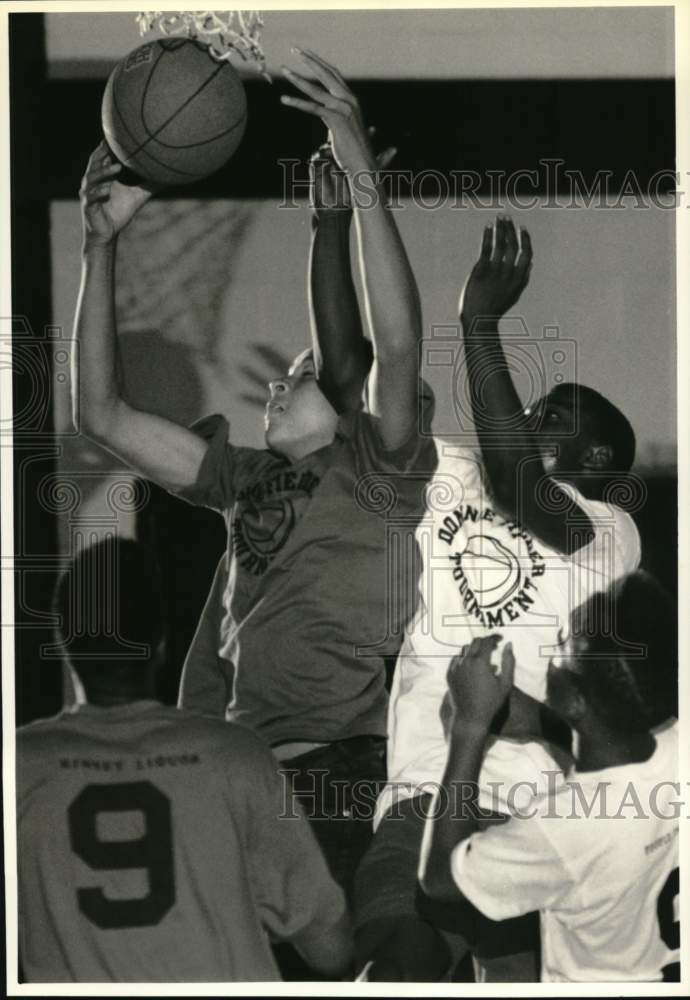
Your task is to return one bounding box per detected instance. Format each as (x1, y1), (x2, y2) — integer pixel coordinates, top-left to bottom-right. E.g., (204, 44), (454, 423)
(175, 399), (436, 745)
(17, 702), (345, 981)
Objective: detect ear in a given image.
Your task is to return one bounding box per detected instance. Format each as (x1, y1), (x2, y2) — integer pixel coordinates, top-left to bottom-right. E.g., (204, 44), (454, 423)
(69, 665), (88, 706)
(562, 685), (588, 726)
(580, 443), (613, 471)
(154, 636), (166, 665)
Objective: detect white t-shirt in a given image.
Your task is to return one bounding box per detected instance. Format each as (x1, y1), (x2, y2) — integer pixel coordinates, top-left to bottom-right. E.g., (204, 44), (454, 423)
(449, 722), (680, 982)
(377, 440), (641, 825)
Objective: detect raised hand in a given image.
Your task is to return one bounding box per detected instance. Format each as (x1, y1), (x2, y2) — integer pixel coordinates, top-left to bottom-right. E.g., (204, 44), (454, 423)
(281, 48), (375, 176)
(80, 141), (157, 249)
(446, 634), (515, 728)
(459, 217), (533, 327)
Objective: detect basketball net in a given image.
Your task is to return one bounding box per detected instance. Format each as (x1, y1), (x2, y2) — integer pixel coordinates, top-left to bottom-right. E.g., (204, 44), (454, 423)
(137, 10), (269, 77)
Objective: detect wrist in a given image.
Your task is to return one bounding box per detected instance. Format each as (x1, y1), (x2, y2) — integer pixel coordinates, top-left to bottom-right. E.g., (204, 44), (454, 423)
(82, 236), (117, 259)
(311, 208), (353, 231)
(460, 312), (499, 335)
(340, 144), (378, 180)
(448, 716), (492, 743)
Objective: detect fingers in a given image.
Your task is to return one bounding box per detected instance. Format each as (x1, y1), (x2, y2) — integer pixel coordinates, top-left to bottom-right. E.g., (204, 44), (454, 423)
(310, 140), (334, 163)
(87, 140), (119, 174)
(80, 160), (121, 204)
(86, 140), (109, 169)
(282, 66), (333, 105)
(81, 184), (111, 206)
(516, 226), (533, 285)
(469, 634), (502, 657)
(500, 642), (516, 686)
(479, 224), (493, 262)
(83, 142), (121, 200)
(490, 217), (505, 265)
(502, 219), (519, 271)
(88, 162), (122, 185)
(280, 94), (329, 118)
(293, 47), (350, 95)
(482, 216), (532, 288)
(376, 145), (397, 169)
(281, 67), (352, 124)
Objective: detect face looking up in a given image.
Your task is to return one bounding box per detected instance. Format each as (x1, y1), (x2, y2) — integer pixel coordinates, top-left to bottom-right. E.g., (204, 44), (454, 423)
(527, 386), (606, 476)
(264, 349), (339, 461)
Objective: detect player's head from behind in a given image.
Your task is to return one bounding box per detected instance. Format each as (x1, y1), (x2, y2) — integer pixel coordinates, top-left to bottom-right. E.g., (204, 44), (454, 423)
(527, 382), (635, 489)
(547, 570), (677, 737)
(53, 537), (165, 706)
(264, 348), (339, 461)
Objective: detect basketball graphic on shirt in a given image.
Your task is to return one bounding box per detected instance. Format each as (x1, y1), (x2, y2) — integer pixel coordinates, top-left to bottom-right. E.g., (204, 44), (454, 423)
(458, 534), (521, 607)
(241, 501), (296, 557)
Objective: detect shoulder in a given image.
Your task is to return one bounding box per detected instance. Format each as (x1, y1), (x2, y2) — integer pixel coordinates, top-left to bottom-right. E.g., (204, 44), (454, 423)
(16, 711), (83, 780)
(177, 413), (280, 510)
(433, 439), (484, 476)
(189, 413), (270, 470)
(17, 709), (72, 748)
(334, 412), (437, 509)
(652, 718), (678, 761)
(556, 482), (641, 570)
(173, 709), (278, 768)
(340, 382), (438, 472)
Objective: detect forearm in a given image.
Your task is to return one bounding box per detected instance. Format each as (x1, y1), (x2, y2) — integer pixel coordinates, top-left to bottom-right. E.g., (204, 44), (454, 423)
(309, 212), (371, 412)
(462, 316), (537, 504)
(72, 241), (124, 436)
(293, 910), (354, 978)
(349, 164), (421, 358)
(419, 723), (489, 902)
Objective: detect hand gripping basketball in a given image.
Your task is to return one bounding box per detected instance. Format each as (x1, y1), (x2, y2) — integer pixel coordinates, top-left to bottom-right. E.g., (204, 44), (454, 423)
(79, 141), (155, 249)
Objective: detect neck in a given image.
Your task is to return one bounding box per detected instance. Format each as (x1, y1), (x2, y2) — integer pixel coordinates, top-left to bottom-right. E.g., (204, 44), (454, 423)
(575, 727), (656, 772)
(84, 680), (157, 708)
(494, 690), (574, 768)
(280, 431), (335, 463)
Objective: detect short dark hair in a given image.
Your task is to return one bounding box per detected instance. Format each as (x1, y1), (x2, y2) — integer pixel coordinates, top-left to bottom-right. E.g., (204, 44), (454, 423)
(53, 537), (164, 685)
(551, 383), (636, 473)
(572, 571), (677, 732)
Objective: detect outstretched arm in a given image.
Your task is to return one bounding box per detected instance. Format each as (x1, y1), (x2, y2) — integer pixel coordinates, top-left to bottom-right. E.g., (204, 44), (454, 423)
(283, 50), (421, 450)
(73, 143), (208, 492)
(459, 217), (592, 553)
(308, 145), (372, 413)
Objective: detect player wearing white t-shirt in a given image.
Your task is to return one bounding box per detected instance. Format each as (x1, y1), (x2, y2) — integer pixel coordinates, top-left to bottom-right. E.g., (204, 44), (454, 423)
(17, 539), (351, 983)
(420, 571), (679, 983)
(354, 218), (641, 980)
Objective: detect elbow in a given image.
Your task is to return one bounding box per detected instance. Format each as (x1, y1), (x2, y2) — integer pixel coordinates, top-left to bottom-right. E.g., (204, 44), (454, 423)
(419, 868), (444, 903)
(320, 939), (354, 979)
(78, 411), (109, 444)
(77, 398), (122, 445)
(419, 860), (457, 907)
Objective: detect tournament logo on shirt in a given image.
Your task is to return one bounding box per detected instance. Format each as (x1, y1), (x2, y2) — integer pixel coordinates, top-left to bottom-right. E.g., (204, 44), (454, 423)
(439, 503), (546, 629)
(231, 468), (321, 576)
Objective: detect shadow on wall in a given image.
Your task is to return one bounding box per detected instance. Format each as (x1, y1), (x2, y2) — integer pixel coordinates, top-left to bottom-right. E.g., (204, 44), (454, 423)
(115, 199), (255, 370)
(119, 330), (204, 426)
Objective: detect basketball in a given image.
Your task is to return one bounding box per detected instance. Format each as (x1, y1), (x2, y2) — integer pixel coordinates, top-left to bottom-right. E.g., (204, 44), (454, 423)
(101, 38), (247, 186)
